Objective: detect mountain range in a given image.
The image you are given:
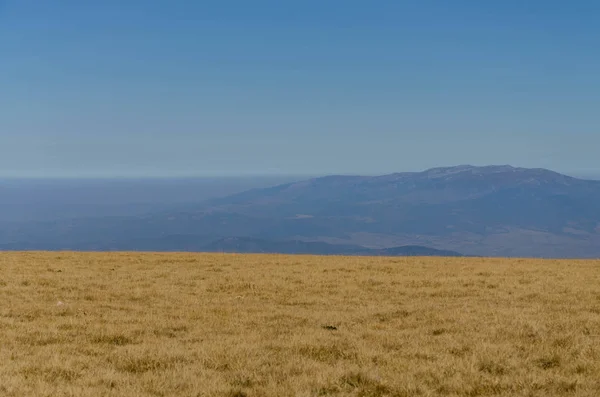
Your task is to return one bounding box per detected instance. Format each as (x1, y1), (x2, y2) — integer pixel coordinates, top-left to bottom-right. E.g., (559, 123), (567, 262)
(201, 237), (463, 257)
(2, 165), (600, 258)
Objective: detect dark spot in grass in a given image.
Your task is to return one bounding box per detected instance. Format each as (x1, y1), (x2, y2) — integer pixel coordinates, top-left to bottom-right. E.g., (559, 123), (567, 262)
(322, 325), (338, 331)
(153, 325), (189, 338)
(449, 346), (470, 357)
(226, 390), (248, 397)
(436, 384), (453, 395)
(535, 355), (561, 370)
(92, 334), (133, 346)
(478, 359), (507, 375)
(552, 337), (571, 348)
(432, 328), (447, 336)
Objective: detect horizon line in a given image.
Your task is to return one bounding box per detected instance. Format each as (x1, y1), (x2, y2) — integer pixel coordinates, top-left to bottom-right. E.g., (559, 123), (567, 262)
(1, 164), (599, 180)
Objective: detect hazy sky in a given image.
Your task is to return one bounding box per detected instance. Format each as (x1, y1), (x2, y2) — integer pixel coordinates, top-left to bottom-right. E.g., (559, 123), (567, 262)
(1, 1), (599, 177)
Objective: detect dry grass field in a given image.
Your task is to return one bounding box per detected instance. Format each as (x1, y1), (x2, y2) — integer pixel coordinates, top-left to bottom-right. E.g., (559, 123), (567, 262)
(1, 252), (600, 397)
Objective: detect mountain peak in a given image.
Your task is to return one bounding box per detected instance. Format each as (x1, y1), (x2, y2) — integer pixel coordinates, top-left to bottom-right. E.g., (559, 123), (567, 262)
(417, 165), (582, 184)
(425, 164), (517, 175)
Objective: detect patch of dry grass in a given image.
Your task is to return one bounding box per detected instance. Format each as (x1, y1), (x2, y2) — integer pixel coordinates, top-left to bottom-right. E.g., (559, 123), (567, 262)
(1, 252), (600, 396)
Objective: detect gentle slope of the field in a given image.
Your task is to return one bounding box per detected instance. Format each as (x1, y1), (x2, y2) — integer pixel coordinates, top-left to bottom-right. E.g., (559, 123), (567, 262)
(1, 252), (600, 396)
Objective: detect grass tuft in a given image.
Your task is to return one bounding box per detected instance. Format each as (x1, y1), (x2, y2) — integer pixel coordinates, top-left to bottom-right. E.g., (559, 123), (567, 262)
(535, 354), (562, 370)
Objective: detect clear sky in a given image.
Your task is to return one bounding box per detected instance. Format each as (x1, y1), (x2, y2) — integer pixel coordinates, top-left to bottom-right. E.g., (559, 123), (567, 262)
(1, 1), (599, 178)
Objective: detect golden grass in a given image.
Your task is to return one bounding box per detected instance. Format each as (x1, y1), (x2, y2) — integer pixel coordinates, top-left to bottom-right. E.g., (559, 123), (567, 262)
(1, 252), (600, 396)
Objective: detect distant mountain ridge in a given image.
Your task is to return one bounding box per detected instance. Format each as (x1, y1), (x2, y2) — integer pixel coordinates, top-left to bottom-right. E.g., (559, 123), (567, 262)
(194, 165), (600, 257)
(0, 234), (462, 257)
(203, 237), (463, 257)
(2, 165), (600, 258)
(215, 165), (591, 208)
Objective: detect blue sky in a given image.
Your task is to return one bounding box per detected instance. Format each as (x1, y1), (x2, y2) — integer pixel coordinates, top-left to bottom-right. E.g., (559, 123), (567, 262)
(1, 1), (599, 177)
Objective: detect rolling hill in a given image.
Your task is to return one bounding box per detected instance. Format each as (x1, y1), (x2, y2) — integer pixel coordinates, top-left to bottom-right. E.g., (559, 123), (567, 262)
(201, 237), (463, 256)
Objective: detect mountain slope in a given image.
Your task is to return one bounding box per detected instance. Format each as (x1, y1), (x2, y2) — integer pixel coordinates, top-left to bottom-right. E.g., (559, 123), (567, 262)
(195, 165), (600, 257)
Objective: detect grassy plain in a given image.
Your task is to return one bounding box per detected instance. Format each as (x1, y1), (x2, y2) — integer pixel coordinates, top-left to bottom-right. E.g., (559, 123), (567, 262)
(1, 252), (599, 396)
